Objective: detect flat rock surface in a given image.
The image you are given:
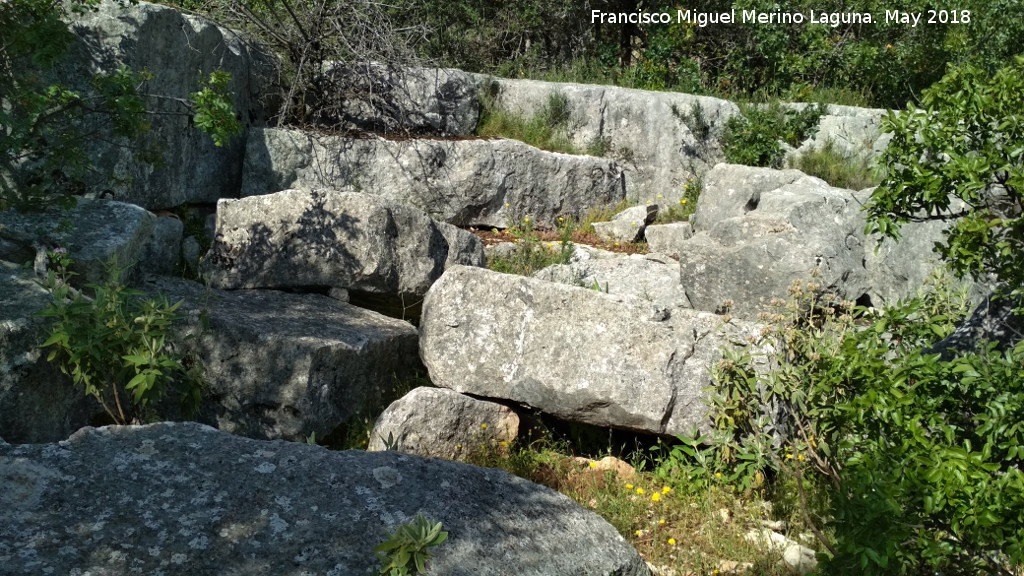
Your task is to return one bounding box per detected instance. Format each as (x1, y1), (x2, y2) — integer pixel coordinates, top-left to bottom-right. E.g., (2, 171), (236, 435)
(0, 422), (649, 576)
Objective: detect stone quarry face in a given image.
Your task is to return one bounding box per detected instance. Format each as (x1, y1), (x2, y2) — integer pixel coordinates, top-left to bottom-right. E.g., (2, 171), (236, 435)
(419, 265), (767, 437)
(203, 188), (484, 300)
(0, 422), (650, 576)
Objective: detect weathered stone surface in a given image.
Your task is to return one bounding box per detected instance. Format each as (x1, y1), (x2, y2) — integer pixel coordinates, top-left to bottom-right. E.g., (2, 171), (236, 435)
(862, 217), (952, 307)
(137, 216), (183, 277)
(678, 178), (870, 318)
(368, 387), (519, 459)
(691, 164), (808, 232)
(60, 0), (276, 209)
(644, 222), (693, 257)
(0, 265), (99, 443)
(144, 277), (421, 442)
(480, 76), (740, 203)
(592, 204), (658, 243)
(928, 290), (1024, 359)
(203, 189), (484, 300)
(0, 422), (649, 575)
(315, 64), (479, 135)
(788, 104), (892, 162)
(536, 251), (691, 309)
(745, 528), (818, 575)
(242, 127), (626, 228)
(420, 266), (765, 436)
(0, 198), (155, 287)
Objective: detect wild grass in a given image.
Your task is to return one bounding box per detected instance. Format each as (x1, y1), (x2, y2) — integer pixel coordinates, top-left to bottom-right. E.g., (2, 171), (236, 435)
(477, 91), (578, 154)
(655, 178), (701, 224)
(787, 140), (883, 191)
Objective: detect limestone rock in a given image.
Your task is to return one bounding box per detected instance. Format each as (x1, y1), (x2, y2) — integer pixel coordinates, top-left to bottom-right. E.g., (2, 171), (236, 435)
(61, 0), (277, 208)
(644, 222), (693, 257)
(315, 64), (479, 135)
(691, 164), (808, 232)
(788, 104), (892, 162)
(420, 266), (767, 436)
(241, 127), (626, 228)
(137, 215), (183, 277)
(592, 204), (658, 243)
(678, 178), (870, 318)
(0, 266), (100, 443)
(480, 76), (740, 203)
(0, 422), (649, 576)
(744, 528), (818, 575)
(368, 387), (519, 459)
(203, 189), (484, 301)
(536, 252), (691, 309)
(928, 290), (1024, 359)
(144, 277), (421, 442)
(0, 197), (155, 287)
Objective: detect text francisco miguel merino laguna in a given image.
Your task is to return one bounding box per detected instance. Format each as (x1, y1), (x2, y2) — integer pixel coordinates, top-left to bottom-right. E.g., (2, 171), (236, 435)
(591, 8), (971, 28)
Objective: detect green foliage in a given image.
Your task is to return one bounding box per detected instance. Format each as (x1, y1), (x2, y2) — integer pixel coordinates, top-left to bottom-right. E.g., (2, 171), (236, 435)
(487, 215), (575, 276)
(722, 103), (825, 168)
(38, 252), (202, 424)
(787, 141), (882, 191)
(655, 178), (700, 224)
(189, 71), (243, 147)
(865, 57), (1024, 302)
(477, 91), (579, 155)
(375, 514), (448, 576)
(1, 0), (240, 210)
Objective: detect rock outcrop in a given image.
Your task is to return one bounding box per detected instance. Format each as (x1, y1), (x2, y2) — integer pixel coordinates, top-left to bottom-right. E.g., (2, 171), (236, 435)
(420, 266), (766, 436)
(0, 422), (649, 575)
(536, 250), (691, 310)
(144, 277), (421, 443)
(241, 127), (626, 228)
(592, 204), (658, 243)
(203, 189), (484, 300)
(62, 0), (276, 209)
(0, 266), (99, 443)
(787, 104), (892, 162)
(0, 197), (155, 287)
(479, 76), (740, 203)
(368, 387), (519, 459)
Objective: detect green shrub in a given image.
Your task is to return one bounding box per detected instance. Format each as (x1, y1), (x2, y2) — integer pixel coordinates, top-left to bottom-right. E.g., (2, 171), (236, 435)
(655, 178), (700, 224)
(722, 103), (826, 168)
(487, 216), (574, 276)
(375, 514), (448, 576)
(38, 252), (202, 424)
(865, 57), (1024, 303)
(787, 141), (882, 191)
(477, 91), (578, 154)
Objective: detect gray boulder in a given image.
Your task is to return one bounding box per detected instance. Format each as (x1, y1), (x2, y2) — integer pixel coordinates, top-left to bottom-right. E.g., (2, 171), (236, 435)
(420, 266), (765, 436)
(137, 216), (184, 277)
(143, 276), (421, 442)
(242, 127), (626, 228)
(315, 64), (479, 135)
(678, 178), (870, 318)
(368, 387), (519, 459)
(691, 164), (808, 232)
(644, 222), (693, 257)
(788, 104), (892, 162)
(61, 0), (276, 209)
(0, 265), (101, 443)
(592, 204), (658, 243)
(0, 197), (155, 287)
(928, 290), (1024, 359)
(203, 189), (484, 301)
(480, 76), (740, 203)
(536, 252), (691, 309)
(0, 422), (649, 576)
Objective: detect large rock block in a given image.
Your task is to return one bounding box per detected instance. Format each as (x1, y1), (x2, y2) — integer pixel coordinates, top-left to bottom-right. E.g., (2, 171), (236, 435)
(0, 197), (155, 287)
(144, 277), (421, 442)
(536, 251), (691, 310)
(691, 164), (808, 232)
(0, 266), (100, 443)
(420, 266), (765, 436)
(59, 0), (276, 209)
(678, 177), (871, 318)
(480, 76), (740, 203)
(0, 422), (649, 575)
(314, 64), (480, 135)
(368, 387), (519, 459)
(242, 127), (626, 227)
(203, 189), (484, 300)
(787, 104), (893, 162)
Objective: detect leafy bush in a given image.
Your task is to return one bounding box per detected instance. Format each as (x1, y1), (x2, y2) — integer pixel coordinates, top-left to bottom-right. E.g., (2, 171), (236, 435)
(375, 514), (448, 576)
(38, 252), (202, 424)
(722, 103), (825, 168)
(787, 141), (882, 191)
(865, 57), (1024, 302)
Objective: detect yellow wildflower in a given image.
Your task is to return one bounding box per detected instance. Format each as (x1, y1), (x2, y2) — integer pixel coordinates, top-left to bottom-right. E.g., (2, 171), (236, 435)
(662, 486), (671, 494)
(636, 487), (644, 495)
(668, 538), (676, 546)
(481, 424), (487, 429)
(651, 493), (660, 502)
(589, 462), (597, 468)
(625, 484), (634, 490)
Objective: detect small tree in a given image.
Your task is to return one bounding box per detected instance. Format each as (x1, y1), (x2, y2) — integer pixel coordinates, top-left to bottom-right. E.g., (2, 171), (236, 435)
(865, 56), (1024, 301)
